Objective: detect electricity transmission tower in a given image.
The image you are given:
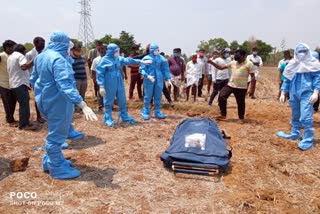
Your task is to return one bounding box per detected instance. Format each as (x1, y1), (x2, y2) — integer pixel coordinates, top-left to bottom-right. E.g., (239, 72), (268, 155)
(78, 0), (95, 51)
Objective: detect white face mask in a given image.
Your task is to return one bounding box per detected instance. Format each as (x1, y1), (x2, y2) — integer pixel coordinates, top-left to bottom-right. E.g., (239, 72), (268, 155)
(114, 51), (120, 58)
(153, 50), (159, 56)
(252, 51), (258, 55)
(297, 52), (306, 61)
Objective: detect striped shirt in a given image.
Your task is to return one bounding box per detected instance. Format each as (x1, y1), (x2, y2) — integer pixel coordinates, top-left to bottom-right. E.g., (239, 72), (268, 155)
(72, 56), (87, 80)
(227, 60), (254, 89)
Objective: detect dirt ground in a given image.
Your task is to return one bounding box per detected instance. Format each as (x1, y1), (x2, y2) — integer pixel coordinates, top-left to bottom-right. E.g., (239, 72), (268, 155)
(0, 67), (320, 214)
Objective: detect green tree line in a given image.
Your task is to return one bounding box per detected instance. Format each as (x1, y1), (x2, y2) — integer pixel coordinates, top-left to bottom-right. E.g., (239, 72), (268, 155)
(197, 37), (274, 62)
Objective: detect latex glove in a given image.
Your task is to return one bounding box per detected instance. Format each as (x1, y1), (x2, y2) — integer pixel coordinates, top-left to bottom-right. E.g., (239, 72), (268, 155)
(309, 90), (319, 104)
(141, 59), (153, 65)
(77, 101), (98, 121)
(165, 80), (173, 88)
(99, 86), (106, 97)
(147, 75), (155, 83)
(279, 92), (286, 103)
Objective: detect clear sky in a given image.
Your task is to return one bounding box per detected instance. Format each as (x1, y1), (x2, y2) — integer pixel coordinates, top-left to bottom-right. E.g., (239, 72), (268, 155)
(1, 0), (319, 55)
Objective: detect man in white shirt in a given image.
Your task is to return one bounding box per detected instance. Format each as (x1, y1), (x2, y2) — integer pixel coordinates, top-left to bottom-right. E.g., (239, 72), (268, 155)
(26, 37), (46, 123)
(185, 53), (202, 102)
(197, 49), (207, 97)
(246, 47), (263, 99)
(91, 44), (106, 112)
(208, 48), (231, 106)
(0, 40), (17, 124)
(7, 44), (36, 130)
(87, 40), (103, 98)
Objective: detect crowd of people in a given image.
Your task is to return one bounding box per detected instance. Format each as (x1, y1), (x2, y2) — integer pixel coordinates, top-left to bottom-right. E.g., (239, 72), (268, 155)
(1, 31), (320, 179)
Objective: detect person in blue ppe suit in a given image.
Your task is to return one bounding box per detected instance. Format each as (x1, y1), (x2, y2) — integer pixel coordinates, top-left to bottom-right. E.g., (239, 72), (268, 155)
(139, 43), (172, 120)
(277, 43), (320, 151)
(96, 43), (152, 127)
(30, 31), (98, 179)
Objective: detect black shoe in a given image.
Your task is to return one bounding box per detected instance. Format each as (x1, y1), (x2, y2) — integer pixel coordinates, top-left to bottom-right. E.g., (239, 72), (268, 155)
(37, 117), (46, 124)
(214, 115), (226, 121)
(9, 120), (19, 127)
(19, 124), (38, 131)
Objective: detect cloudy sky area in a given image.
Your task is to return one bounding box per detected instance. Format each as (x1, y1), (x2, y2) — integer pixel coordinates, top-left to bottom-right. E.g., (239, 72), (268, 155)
(1, 0), (319, 55)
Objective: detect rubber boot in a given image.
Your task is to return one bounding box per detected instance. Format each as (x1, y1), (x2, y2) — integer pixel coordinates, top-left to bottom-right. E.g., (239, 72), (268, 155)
(67, 130), (84, 140)
(154, 110), (166, 119)
(298, 128), (314, 150)
(120, 112), (137, 124)
(141, 107), (150, 120)
(104, 109), (114, 127)
(61, 142), (69, 149)
(46, 152), (80, 179)
(42, 152), (72, 172)
(276, 128), (300, 140)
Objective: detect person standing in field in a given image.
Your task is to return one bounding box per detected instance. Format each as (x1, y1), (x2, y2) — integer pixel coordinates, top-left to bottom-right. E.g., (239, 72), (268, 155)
(7, 44), (36, 130)
(185, 53), (202, 102)
(208, 49), (255, 123)
(30, 31), (97, 179)
(277, 50), (292, 99)
(91, 44), (106, 112)
(128, 45), (143, 101)
(197, 49), (208, 97)
(149, 52), (174, 107)
(97, 43), (152, 126)
(139, 43), (172, 120)
(87, 40), (103, 98)
(246, 47), (263, 99)
(168, 48), (185, 102)
(208, 48), (231, 106)
(277, 43), (320, 150)
(0, 40), (17, 125)
(26, 37), (46, 123)
(71, 43), (87, 112)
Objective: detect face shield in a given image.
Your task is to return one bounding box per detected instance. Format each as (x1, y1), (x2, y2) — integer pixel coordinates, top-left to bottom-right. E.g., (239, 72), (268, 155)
(114, 49), (120, 58)
(68, 41), (74, 56)
(296, 45), (308, 61)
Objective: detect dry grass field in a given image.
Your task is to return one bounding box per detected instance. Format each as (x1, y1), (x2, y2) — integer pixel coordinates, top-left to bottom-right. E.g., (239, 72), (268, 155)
(0, 67), (320, 213)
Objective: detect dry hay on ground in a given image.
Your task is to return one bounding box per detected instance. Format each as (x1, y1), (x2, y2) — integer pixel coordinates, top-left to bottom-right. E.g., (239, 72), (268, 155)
(0, 67), (320, 213)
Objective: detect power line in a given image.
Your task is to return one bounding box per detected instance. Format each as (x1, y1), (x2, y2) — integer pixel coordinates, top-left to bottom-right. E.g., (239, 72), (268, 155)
(78, 0), (95, 51)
